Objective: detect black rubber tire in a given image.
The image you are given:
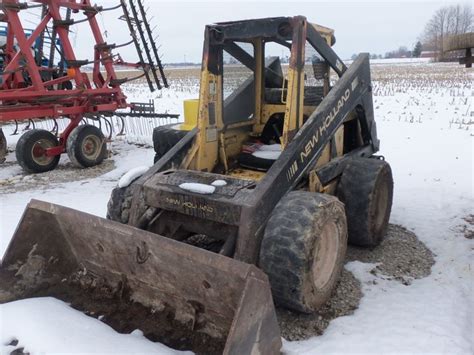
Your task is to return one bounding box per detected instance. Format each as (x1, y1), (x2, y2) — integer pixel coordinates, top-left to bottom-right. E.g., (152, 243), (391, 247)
(153, 124), (188, 161)
(107, 185), (134, 224)
(337, 157), (394, 247)
(66, 124), (107, 168)
(0, 128), (7, 163)
(260, 191), (348, 313)
(153, 153), (161, 164)
(15, 129), (60, 173)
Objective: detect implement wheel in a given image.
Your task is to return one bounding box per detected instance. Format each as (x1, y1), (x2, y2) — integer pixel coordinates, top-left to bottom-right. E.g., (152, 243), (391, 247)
(0, 129), (6, 163)
(66, 125), (107, 168)
(16, 129), (60, 173)
(260, 191), (347, 313)
(337, 157), (394, 247)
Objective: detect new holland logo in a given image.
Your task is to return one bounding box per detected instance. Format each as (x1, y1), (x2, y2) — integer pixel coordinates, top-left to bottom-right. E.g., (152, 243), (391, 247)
(165, 197), (214, 213)
(285, 82), (354, 182)
(286, 160), (299, 181)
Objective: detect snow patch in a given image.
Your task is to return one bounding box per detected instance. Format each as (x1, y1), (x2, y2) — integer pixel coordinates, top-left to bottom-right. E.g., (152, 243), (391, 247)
(251, 143), (282, 160)
(252, 150), (281, 160)
(0, 298), (188, 354)
(211, 180), (227, 187)
(179, 182), (215, 194)
(118, 166), (150, 188)
(258, 144), (282, 152)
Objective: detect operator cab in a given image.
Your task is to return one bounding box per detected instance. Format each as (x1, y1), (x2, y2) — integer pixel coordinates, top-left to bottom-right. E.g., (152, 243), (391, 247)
(183, 17), (345, 181)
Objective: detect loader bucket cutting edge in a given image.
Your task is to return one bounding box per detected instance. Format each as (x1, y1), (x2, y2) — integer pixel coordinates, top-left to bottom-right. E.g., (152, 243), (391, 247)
(0, 200), (282, 354)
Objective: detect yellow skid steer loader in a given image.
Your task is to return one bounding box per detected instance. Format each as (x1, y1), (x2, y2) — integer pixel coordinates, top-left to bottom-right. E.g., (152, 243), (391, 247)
(0, 16), (393, 354)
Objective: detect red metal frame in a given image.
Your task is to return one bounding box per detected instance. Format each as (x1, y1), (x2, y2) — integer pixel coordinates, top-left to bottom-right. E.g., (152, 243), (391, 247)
(0, 0), (140, 157)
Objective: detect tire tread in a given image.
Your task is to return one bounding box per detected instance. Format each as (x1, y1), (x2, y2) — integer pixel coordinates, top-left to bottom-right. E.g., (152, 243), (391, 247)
(260, 191), (347, 313)
(337, 157), (394, 247)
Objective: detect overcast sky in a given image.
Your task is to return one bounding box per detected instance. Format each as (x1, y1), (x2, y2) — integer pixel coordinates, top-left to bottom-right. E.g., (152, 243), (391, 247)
(21, 0), (471, 63)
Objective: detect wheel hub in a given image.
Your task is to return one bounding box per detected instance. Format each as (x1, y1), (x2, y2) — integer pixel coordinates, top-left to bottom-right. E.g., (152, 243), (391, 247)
(81, 135), (102, 160)
(374, 181), (389, 234)
(312, 221), (339, 289)
(31, 139), (54, 166)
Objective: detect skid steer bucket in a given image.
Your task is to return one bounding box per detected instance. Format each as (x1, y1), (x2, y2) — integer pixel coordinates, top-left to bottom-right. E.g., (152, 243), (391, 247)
(0, 200), (281, 354)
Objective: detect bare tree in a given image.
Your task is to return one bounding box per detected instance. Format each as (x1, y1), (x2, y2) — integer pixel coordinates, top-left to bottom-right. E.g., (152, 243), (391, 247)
(421, 3), (473, 59)
(458, 3), (474, 33)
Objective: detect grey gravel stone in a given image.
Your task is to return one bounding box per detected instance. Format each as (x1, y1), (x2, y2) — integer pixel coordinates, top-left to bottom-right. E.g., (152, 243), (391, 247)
(346, 224), (435, 281)
(278, 224), (435, 341)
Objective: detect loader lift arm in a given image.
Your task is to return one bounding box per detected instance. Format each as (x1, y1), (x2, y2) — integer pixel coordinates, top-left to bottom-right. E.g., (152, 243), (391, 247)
(128, 17), (378, 264)
(235, 54), (376, 263)
(236, 53), (376, 262)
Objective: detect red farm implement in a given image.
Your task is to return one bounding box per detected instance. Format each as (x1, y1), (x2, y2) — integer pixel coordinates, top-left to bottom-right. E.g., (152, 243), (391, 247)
(0, 0), (169, 172)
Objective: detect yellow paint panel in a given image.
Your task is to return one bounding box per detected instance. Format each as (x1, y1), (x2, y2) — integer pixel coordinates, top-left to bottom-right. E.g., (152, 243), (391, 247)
(181, 99), (199, 130)
(228, 168), (265, 181)
(335, 126), (344, 156)
(315, 144), (331, 168)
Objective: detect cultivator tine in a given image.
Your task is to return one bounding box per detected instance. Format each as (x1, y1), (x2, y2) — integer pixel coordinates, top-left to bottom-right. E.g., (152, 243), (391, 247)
(119, 0), (168, 91)
(80, 115), (117, 140)
(120, 0), (155, 91)
(136, 0), (168, 88)
(102, 116), (113, 140)
(24, 119), (35, 131)
(128, 117), (138, 136)
(115, 113), (182, 140)
(11, 121), (19, 136)
(128, 0), (162, 90)
(50, 118), (59, 136)
(1, 0), (171, 171)
(96, 117), (102, 132)
(116, 116), (126, 136)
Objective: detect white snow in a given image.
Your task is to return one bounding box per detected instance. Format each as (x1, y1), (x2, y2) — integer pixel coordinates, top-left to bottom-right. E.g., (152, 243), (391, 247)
(179, 182), (216, 194)
(258, 144), (282, 151)
(344, 57), (432, 65)
(118, 165), (150, 188)
(0, 298), (188, 354)
(252, 143), (282, 160)
(252, 150), (281, 160)
(211, 179), (227, 187)
(0, 62), (472, 354)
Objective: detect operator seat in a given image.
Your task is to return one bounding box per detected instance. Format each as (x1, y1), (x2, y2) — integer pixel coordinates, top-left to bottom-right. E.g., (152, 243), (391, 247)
(237, 114), (284, 171)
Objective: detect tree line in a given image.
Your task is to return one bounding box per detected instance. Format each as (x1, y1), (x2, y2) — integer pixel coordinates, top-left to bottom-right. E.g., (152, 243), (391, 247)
(420, 3), (473, 59)
(351, 3), (473, 60)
